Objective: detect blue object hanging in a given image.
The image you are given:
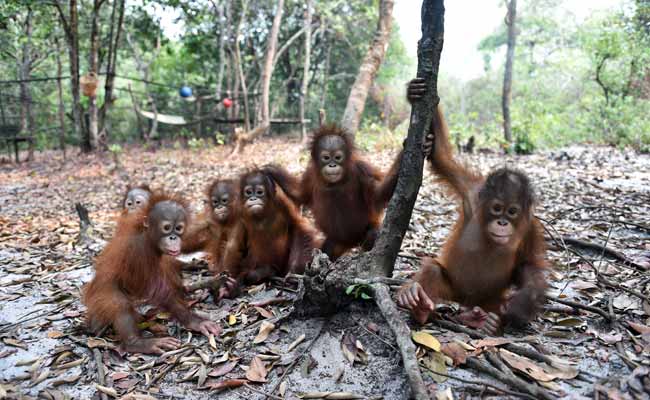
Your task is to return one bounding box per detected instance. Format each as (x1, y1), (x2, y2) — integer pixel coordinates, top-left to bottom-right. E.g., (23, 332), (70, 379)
(179, 86), (193, 98)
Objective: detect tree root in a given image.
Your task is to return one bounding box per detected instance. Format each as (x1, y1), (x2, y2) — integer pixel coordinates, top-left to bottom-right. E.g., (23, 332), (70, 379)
(371, 283), (429, 400)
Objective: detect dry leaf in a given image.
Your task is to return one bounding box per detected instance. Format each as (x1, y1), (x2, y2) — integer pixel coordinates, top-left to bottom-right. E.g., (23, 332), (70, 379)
(245, 356), (267, 383)
(208, 361), (237, 377)
(411, 331), (441, 352)
(499, 349), (554, 382)
(214, 352), (229, 364)
(87, 338), (112, 349)
(613, 294), (638, 310)
(95, 384), (118, 397)
(118, 394), (157, 400)
(204, 378), (247, 390)
(111, 372), (129, 381)
(341, 333), (368, 365)
(228, 314), (237, 325)
(253, 321), (276, 344)
(288, 334), (306, 352)
(441, 342), (467, 366)
(435, 387), (454, 400)
(499, 349), (576, 382)
(420, 352), (447, 383)
(51, 373), (81, 386)
(47, 331), (64, 339)
(3, 338), (27, 350)
(469, 337), (512, 348)
(197, 364), (208, 387)
(628, 322), (650, 335)
(254, 306), (274, 319)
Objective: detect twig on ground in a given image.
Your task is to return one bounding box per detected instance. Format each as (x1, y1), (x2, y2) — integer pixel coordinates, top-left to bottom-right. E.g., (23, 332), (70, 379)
(558, 236), (647, 272)
(354, 318), (398, 352)
(371, 283), (428, 400)
(547, 296), (611, 320)
(268, 318), (328, 396)
(465, 357), (555, 400)
(420, 361), (537, 400)
(243, 383), (283, 400)
(607, 296), (640, 370)
(433, 319), (558, 366)
(147, 347), (193, 388)
(222, 312), (291, 336)
(92, 348), (108, 400)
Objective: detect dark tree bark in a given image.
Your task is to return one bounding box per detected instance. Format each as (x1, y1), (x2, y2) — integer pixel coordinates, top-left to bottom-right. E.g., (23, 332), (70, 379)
(234, 0), (251, 132)
(18, 7), (35, 161)
(256, 0), (284, 127)
(299, 0), (313, 142)
(232, 0), (283, 154)
(502, 0), (517, 144)
(296, 1), (445, 398)
(319, 25), (331, 114)
(368, 0), (445, 277)
(340, 0), (394, 135)
(88, 0), (106, 151)
(99, 0), (126, 145)
(55, 37), (66, 159)
(54, 0), (85, 152)
(212, 0), (226, 100)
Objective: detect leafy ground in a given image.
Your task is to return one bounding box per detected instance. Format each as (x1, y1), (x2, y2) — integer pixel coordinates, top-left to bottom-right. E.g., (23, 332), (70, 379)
(1, 138), (649, 399)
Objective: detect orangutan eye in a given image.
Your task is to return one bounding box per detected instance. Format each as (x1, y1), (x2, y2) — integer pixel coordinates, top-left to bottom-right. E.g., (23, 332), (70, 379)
(244, 187), (253, 196)
(175, 224), (184, 234)
(507, 207), (519, 217)
(492, 204), (503, 213)
(162, 223), (172, 234)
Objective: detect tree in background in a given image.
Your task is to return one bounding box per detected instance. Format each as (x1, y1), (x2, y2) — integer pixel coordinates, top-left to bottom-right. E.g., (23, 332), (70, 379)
(502, 0), (517, 145)
(340, 0), (394, 135)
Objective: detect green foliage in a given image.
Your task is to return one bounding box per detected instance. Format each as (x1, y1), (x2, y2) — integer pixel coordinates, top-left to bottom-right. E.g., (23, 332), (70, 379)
(214, 131), (226, 145)
(356, 121), (403, 152)
(108, 144), (123, 154)
(187, 137), (208, 150)
(345, 284), (372, 300)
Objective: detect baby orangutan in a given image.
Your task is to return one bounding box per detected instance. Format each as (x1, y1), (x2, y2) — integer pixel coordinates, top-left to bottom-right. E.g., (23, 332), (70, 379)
(397, 78), (548, 334)
(84, 193), (221, 354)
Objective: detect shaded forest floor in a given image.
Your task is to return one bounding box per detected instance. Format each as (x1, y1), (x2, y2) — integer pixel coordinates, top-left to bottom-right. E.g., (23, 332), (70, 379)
(1, 137), (649, 399)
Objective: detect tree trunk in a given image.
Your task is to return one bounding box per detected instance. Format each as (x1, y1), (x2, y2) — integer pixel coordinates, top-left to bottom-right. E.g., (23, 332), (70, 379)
(99, 0), (126, 144)
(68, 1), (85, 152)
(233, 0), (283, 154)
(88, 0), (105, 151)
(299, 0), (313, 142)
(319, 26), (330, 113)
(340, 0), (394, 135)
(127, 84), (145, 140)
(502, 0), (517, 144)
(234, 0), (251, 132)
(54, 0), (84, 152)
(214, 1), (226, 100)
(19, 7), (35, 161)
(296, 3), (444, 398)
(125, 30), (161, 142)
(368, 0), (444, 277)
(255, 0), (284, 127)
(56, 37), (67, 159)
